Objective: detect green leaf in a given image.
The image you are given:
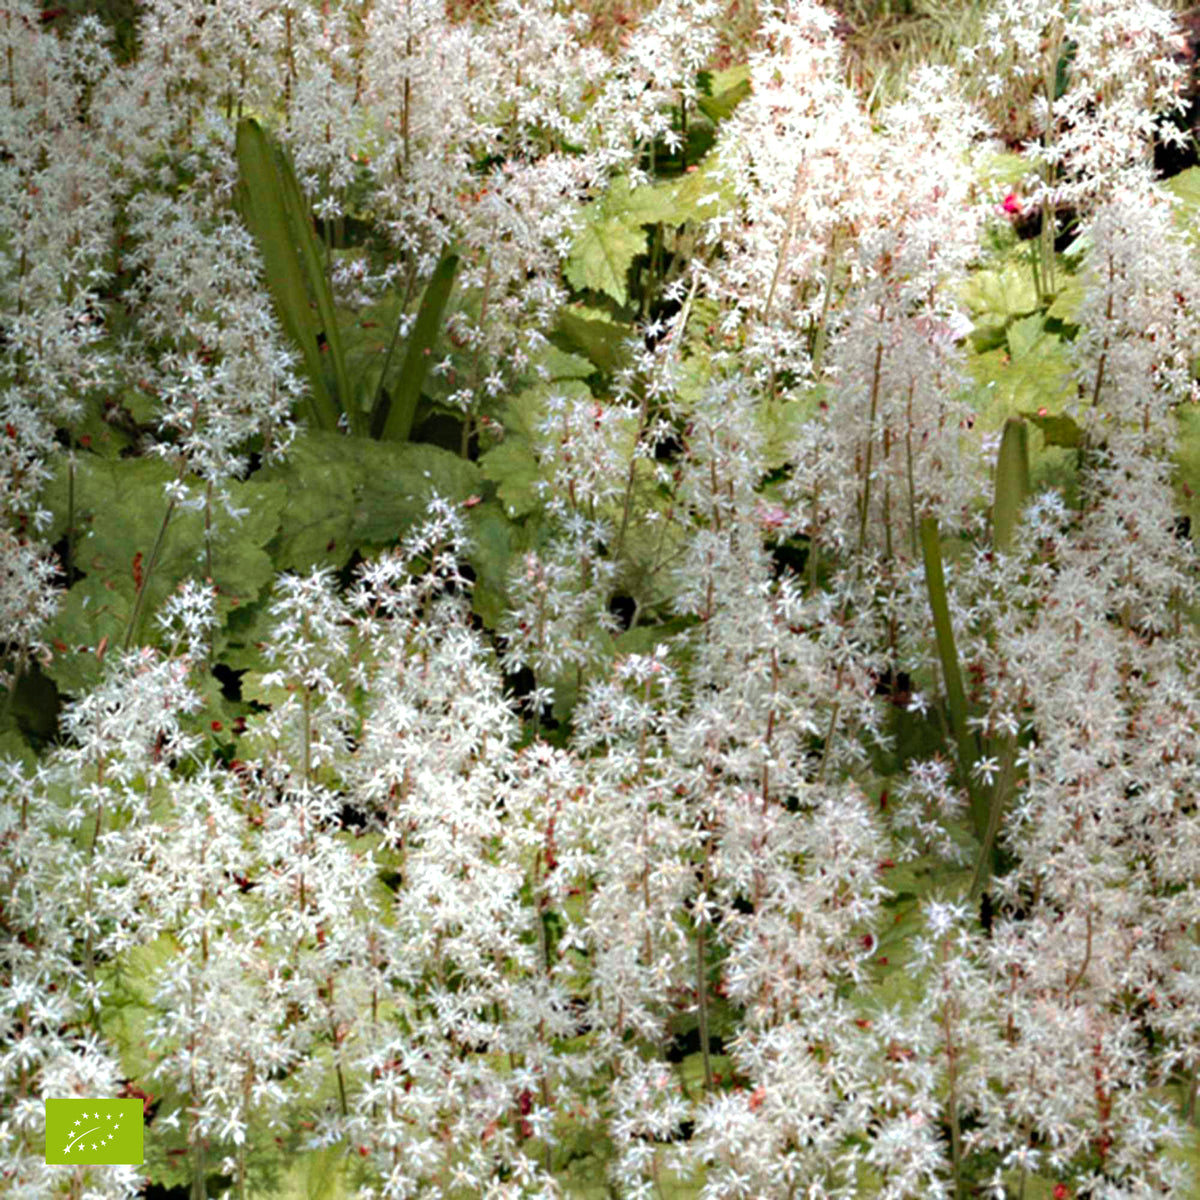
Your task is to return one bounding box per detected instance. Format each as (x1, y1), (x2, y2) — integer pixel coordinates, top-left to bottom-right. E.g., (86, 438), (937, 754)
(993, 417), (1030, 554)
(1164, 165), (1200, 240)
(677, 1051), (731, 1103)
(1173, 402), (1200, 533)
(101, 934), (181, 1077)
(613, 615), (697, 659)
(374, 248), (460, 443)
(920, 516), (986, 842)
(477, 379), (596, 519)
(536, 346), (596, 380)
(0, 728), (37, 771)
(477, 436), (542, 520)
(1020, 408), (1083, 448)
(596, 174), (682, 227)
(235, 119), (344, 433)
(267, 122), (358, 434)
(38, 456), (283, 697)
(976, 149), (1032, 192)
(955, 259), (1040, 335)
(696, 63), (750, 123)
(1045, 273), (1086, 321)
(1005, 312), (1048, 360)
(565, 217), (647, 306)
(463, 500), (526, 629)
(968, 320), (1076, 420)
(554, 306), (631, 376)
(255, 427), (482, 572)
(269, 1144), (355, 1200)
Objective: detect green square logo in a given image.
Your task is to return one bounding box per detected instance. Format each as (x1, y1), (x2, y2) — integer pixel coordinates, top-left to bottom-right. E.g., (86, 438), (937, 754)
(45, 1098), (144, 1165)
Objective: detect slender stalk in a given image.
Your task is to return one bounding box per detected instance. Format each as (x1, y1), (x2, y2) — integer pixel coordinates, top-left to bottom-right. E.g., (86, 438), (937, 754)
(857, 335), (886, 560)
(462, 245), (496, 458)
(616, 274), (698, 561)
(969, 732), (1019, 903)
(807, 484), (820, 593)
(1089, 284), (1114, 410)
(327, 977), (349, 1117)
(284, 5), (296, 127)
(762, 168), (806, 401)
(1016, 1112), (1033, 1200)
(882, 432), (893, 564)
(189, 994), (205, 1200)
(1065, 900), (1093, 996)
(695, 821), (714, 1094)
(810, 229), (839, 377)
(302, 683), (312, 784)
(237, 1067), (251, 1200)
(123, 461), (188, 651)
(679, 95), (687, 171)
(816, 663), (844, 783)
(941, 936), (963, 1198)
(66, 450), (76, 584)
(1038, 49), (1059, 304)
(370, 260), (419, 425)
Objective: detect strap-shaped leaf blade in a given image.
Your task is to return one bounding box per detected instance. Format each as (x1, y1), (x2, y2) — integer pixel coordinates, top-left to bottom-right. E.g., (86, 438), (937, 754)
(993, 417), (1031, 554)
(235, 118), (346, 434)
(375, 249), (459, 443)
(270, 130), (361, 436)
(920, 516), (988, 843)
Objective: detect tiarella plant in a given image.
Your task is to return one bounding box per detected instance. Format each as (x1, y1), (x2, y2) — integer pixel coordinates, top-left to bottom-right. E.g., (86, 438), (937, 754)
(4, 0), (1200, 1198)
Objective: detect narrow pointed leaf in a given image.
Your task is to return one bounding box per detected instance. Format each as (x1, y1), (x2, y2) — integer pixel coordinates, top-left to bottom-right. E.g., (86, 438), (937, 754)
(235, 119), (348, 434)
(993, 417), (1030, 554)
(270, 130), (361, 436)
(920, 516), (988, 842)
(377, 249), (459, 444)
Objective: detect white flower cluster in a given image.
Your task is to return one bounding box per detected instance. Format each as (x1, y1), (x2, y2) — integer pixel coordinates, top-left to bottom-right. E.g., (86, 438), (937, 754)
(4, 0), (1200, 1196)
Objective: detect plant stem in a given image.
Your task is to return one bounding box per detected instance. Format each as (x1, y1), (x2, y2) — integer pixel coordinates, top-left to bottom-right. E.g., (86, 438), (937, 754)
(695, 818), (714, 1094)
(810, 229), (839, 378)
(969, 732), (1019, 903)
(857, 334), (885, 560)
(123, 462), (187, 652)
(941, 937), (963, 1198)
(66, 451), (76, 585)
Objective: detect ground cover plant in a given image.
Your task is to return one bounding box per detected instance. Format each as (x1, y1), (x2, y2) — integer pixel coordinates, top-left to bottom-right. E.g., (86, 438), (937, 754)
(4, 0), (1200, 1196)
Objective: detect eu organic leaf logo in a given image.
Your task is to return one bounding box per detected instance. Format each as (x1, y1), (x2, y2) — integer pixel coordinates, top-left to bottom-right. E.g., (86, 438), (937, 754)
(44, 1098), (143, 1165)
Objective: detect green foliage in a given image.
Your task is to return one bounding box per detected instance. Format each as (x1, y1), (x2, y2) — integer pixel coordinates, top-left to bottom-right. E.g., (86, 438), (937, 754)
(992, 416), (1030, 554)
(479, 379), (598, 517)
(266, 1145), (357, 1200)
(236, 119), (351, 435)
(372, 248), (461, 442)
(919, 517), (986, 842)
(565, 214), (648, 306)
(956, 259), (1040, 354)
(236, 120), (464, 447)
(554, 304), (632, 376)
(255, 426), (482, 566)
(564, 161), (736, 306)
(695, 63), (751, 124)
(1021, 407), (1083, 449)
(37, 455), (284, 697)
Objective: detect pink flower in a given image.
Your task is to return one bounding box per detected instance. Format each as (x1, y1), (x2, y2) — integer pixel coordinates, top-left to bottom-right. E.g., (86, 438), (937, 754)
(756, 502), (788, 532)
(1002, 192), (1023, 215)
